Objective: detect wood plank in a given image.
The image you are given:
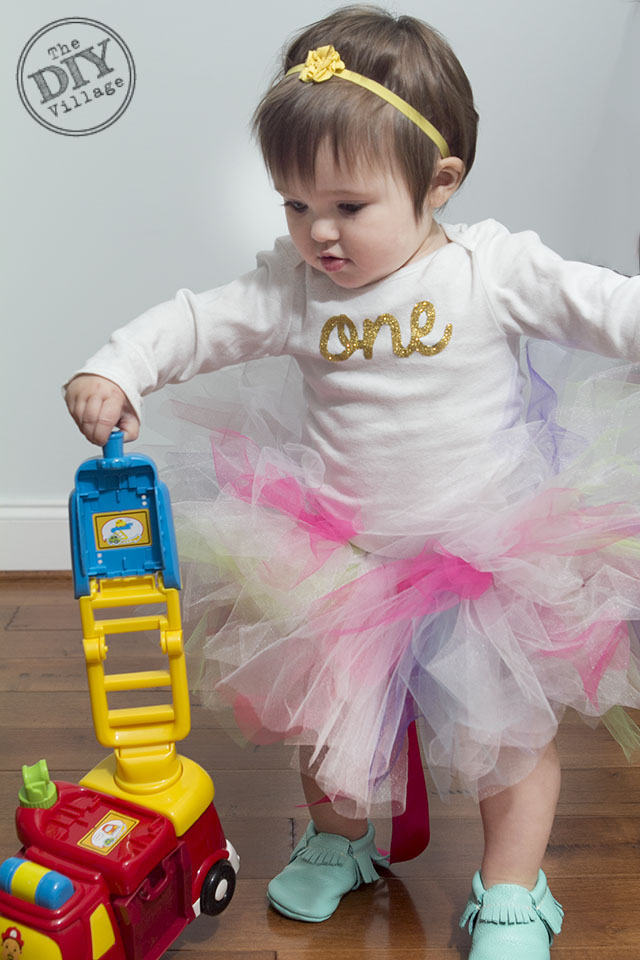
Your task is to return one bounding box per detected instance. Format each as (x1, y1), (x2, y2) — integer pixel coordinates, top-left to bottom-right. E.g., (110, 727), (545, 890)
(0, 823), (19, 855)
(0, 571), (71, 581)
(0, 822), (638, 956)
(5, 600), (192, 629)
(0, 628), (157, 659)
(0, 829), (544, 959)
(556, 716), (640, 768)
(7, 603), (88, 630)
(0, 729), (111, 773)
(534, 954), (640, 959)
(276, 953), (640, 960)
(0, 769), (306, 817)
(0, 607), (17, 629)
(555, 766), (640, 815)
(275, 952), (640, 960)
(0, 816), (293, 880)
(0, 656), (182, 691)
(160, 877), (640, 953)
(278, 954), (442, 960)
(2, 654), (637, 779)
(3, 811), (635, 885)
(0, 727), (295, 772)
(0, 692), (230, 729)
(171, 878), (459, 954)
(0, 629), (83, 658)
(0, 576), (72, 605)
(426, 766), (640, 819)
(375, 814), (640, 880)
(166, 953), (275, 959)
(1, 766), (640, 821)
(4, 577), (640, 958)
(561, 706), (640, 726)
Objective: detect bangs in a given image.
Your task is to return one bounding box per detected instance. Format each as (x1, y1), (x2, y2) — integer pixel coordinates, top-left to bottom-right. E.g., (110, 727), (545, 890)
(255, 77), (399, 190)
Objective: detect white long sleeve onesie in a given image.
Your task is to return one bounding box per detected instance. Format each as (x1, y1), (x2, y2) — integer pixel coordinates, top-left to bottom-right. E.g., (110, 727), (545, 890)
(72, 219), (640, 543)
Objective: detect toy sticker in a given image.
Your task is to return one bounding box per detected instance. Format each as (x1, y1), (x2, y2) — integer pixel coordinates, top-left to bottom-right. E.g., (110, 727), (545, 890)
(78, 811), (139, 856)
(0, 918), (62, 958)
(93, 510), (151, 549)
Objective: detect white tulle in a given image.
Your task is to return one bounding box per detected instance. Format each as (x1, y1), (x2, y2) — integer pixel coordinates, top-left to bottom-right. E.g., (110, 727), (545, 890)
(140, 345), (640, 814)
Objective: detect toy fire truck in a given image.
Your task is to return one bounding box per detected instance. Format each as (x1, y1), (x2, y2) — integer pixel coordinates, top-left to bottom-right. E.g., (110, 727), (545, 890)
(0, 431), (238, 959)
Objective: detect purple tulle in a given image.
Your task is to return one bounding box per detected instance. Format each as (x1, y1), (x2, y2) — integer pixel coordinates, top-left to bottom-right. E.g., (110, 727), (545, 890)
(145, 343), (640, 816)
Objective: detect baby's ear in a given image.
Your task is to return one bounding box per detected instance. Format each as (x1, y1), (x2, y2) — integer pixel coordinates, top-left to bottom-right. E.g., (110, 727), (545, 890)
(427, 157), (465, 208)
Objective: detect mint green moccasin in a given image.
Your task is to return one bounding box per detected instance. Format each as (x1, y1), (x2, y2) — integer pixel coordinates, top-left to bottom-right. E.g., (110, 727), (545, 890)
(460, 870), (563, 959)
(267, 821), (387, 922)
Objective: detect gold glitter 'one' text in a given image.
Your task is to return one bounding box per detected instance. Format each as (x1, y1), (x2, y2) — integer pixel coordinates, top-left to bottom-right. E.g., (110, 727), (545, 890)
(319, 301), (452, 362)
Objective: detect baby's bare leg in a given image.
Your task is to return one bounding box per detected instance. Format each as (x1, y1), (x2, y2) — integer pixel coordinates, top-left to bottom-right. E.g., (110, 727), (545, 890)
(299, 746), (368, 841)
(479, 740), (561, 890)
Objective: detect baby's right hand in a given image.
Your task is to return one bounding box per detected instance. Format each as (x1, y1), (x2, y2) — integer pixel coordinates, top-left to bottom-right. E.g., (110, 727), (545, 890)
(65, 374), (140, 447)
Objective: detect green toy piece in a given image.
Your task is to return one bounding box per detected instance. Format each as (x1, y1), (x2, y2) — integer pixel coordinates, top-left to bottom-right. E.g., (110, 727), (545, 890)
(19, 758), (58, 809)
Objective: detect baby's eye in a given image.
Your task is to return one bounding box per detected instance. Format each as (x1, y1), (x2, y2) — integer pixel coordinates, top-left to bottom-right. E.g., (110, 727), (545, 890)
(283, 200), (308, 213)
(339, 203), (365, 214)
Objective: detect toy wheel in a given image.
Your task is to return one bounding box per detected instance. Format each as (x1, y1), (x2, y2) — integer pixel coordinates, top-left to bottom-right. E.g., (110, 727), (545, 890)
(200, 859), (236, 916)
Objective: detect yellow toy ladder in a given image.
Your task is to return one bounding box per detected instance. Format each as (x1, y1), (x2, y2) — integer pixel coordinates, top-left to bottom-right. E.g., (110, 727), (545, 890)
(78, 571), (214, 837)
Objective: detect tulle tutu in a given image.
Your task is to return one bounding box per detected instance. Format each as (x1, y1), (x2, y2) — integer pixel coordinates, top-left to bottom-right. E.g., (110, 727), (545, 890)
(145, 341), (640, 819)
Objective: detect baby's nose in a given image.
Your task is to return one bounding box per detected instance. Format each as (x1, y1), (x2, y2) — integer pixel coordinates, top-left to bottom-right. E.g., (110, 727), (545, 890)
(310, 217), (339, 243)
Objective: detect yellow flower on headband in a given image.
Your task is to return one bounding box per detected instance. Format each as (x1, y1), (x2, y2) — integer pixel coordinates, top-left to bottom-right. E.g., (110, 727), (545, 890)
(299, 45), (345, 83)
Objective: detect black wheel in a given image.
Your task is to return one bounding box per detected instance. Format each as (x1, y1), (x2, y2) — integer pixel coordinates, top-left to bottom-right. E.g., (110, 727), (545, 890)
(200, 859), (236, 916)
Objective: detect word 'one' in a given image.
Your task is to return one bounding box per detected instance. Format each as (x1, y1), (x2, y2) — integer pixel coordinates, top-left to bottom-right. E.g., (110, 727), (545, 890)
(319, 301), (452, 362)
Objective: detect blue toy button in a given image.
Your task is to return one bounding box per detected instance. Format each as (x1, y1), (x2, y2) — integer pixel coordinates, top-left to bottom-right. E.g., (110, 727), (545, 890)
(35, 868), (75, 909)
(0, 857), (22, 894)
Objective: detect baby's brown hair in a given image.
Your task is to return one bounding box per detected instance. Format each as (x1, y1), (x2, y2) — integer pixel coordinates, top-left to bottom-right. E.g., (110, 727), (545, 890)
(253, 5), (478, 217)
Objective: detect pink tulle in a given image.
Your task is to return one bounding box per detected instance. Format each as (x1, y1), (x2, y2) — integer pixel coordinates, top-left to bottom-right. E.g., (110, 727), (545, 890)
(505, 487), (640, 557)
(189, 427), (640, 817)
(211, 429), (358, 583)
(224, 545), (494, 745)
(538, 619), (630, 709)
(163, 348), (640, 818)
(312, 548), (493, 636)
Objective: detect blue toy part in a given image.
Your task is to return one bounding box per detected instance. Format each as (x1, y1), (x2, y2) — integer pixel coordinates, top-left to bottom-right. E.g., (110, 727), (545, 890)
(0, 857), (75, 910)
(0, 857), (21, 891)
(69, 430), (181, 597)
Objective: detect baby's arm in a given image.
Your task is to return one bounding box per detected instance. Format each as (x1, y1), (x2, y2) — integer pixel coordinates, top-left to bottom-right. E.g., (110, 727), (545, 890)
(65, 374), (140, 446)
(62, 238), (299, 446)
(475, 222), (640, 358)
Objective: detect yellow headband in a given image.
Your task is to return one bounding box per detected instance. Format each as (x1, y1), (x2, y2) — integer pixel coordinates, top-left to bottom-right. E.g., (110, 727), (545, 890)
(286, 45), (450, 159)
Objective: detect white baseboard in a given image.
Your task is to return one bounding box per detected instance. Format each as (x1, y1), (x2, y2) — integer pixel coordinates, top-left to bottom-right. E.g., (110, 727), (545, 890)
(0, 504), (71, 571)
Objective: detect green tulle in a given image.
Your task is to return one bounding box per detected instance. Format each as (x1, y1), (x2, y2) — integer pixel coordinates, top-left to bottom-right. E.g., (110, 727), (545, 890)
(601, 705), (640, 761)
(177, 502), (640, 767)
(184, 613), (208, 686)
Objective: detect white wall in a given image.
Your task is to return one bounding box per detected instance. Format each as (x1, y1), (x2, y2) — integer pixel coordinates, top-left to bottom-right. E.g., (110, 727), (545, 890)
(2, 0), (638, 569)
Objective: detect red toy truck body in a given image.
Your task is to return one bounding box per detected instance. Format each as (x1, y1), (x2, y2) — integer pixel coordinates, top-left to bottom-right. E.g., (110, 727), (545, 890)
(0, 780), (237, 960)
(0, 433), (238, 960)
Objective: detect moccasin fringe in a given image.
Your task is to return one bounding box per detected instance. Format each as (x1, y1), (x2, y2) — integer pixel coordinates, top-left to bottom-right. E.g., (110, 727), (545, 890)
(534, 886), (564, 935)
(289, 823), (386, 889)
(351, 844), (385, 885)
(298, 842), (349, 868)
(460, 871), (564, 942)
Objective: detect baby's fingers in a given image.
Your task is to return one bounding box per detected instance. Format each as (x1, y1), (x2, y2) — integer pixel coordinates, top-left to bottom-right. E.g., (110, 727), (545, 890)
(118, 410), (140, 443)
(66, 390), (92, 439)
(80, 394), (123, 447)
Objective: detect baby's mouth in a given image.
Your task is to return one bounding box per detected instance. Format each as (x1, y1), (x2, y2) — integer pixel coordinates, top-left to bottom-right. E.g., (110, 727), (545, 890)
(320, 253), (349, 272)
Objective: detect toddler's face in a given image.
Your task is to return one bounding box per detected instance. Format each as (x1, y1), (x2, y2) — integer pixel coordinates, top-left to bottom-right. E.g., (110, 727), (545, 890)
(276, 143), (441, 289)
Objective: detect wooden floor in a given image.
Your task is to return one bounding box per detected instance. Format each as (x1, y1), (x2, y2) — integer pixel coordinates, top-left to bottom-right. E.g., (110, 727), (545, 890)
(1, 575), (640, 959)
